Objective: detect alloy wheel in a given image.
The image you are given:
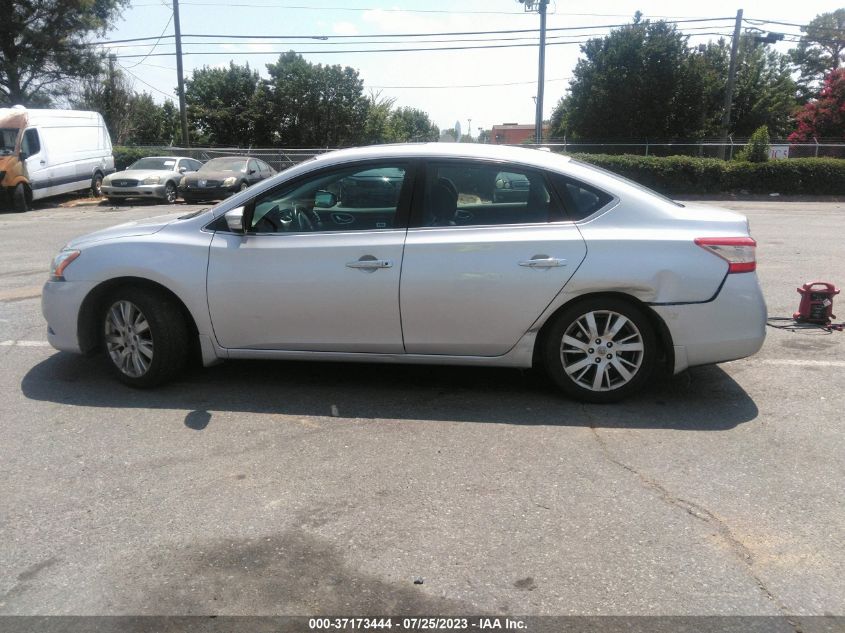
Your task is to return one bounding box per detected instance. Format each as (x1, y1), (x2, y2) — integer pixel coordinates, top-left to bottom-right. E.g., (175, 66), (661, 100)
(560, 310), (644, 392)
(104, 300), (154, 378)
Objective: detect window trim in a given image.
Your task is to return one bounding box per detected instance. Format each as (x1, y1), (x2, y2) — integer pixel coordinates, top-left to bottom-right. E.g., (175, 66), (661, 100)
(409, 158), (567, 230)
(209, 158), (418, 236)
(22, 128), (41, 156)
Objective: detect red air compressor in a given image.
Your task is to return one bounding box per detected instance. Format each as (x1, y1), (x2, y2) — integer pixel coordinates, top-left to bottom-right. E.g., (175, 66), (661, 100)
(794, 282), (839, 324)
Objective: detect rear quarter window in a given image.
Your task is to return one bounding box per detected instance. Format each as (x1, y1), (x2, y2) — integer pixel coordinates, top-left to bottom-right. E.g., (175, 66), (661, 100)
(548, 173), (614, 221)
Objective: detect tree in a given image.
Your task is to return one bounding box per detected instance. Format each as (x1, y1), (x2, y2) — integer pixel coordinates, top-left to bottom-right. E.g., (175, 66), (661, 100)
(551, 16), (714, 140)
(788, 68), (845, 141)
(735, 125), (770, 162)
(362, 91), (396, 144)
(0, 0), (129, 106)
(551, 18), (797, 141)
(71, 59), (136, 144)
(386, 107), (439, 142)
(185, 62), (265, 146)
(265, 51), (369, 146)
(790, 10), (845, 101)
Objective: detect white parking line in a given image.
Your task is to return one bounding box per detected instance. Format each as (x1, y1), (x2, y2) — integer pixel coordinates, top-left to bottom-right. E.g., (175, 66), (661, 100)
(0, 340), (51, 347)
(761, 359), (845, 368)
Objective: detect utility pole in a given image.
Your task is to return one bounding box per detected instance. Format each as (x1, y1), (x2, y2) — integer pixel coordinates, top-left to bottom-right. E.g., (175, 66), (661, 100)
(519, 0), (550, 144)
(719, 8), (743, 159)
(172, 0), (190, 146)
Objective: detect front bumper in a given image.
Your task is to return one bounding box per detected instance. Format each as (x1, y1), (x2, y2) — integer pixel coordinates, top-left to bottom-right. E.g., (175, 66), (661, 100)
(42, 279), (98, 354)
(179, 185), (237, 200)
(651, 272), (767, 373)
(102, 183), (168, 200)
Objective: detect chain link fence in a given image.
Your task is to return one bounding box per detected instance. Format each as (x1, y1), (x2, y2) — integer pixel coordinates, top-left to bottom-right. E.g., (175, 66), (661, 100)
(126, 139), (845, 168)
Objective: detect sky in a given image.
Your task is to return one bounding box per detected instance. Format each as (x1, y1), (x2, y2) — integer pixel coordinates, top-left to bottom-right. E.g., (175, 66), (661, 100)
(99, 0), (844, 140)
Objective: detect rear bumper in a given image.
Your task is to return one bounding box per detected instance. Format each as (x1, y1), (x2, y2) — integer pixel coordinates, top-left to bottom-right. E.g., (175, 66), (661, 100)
(42, 280), (98, 354)
(651, 272), (767, 373)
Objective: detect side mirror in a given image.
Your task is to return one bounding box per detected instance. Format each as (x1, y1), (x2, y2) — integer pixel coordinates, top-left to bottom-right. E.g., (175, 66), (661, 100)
(179, 166), (187, 173)
(19, 151), (28, 161)
(314, 190), (337, 208)
(224, 206), (245, 233)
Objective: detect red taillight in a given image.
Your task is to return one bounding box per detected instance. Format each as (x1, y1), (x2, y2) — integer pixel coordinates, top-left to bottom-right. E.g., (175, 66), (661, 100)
(694, 237), (756, 273)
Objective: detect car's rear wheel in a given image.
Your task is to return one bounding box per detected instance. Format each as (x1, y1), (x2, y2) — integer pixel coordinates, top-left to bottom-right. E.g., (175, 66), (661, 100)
(101, 287), (188, 387)
(164, 182), (177, 203)
(544, 297), (656, 403)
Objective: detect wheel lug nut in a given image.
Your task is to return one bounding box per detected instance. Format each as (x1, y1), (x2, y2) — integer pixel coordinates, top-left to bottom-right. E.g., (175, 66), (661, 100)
(607, 342), (613, 348)
(607, 354), (613, 359)
(588, 348), (594, 354)
(594, 358), (601, 363)
(595, 339), (601, 344)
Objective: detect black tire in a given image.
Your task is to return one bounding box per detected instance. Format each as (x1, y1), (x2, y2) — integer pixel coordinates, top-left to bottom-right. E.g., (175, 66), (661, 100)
(107, 197), (121, 205)
(163, 182), (177, 204)
(543, 296), (657, 403)
(101, 286), (189, 388)
(12, 183), (29, 212)
(91, 172), (104, 198)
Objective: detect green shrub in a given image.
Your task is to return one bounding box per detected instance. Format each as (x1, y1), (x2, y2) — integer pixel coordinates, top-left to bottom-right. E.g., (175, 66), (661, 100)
(734, 125), (771, 163)
(568, 153), (845, 195)
(112, 146), (170, 171)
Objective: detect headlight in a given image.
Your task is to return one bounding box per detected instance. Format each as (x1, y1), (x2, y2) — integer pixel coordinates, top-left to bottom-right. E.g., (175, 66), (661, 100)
(222, 176), (237, 187)
(179, 176), (187, 187)
(50, 250), (81, 281)
(143, 175), (161, 185)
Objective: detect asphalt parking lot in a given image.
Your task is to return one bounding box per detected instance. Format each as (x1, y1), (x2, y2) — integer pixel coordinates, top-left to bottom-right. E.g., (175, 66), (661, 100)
(0, 197), (843, 621)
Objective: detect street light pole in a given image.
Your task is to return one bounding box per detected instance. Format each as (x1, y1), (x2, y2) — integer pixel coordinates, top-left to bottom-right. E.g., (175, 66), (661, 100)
(172, 0), (190, 147)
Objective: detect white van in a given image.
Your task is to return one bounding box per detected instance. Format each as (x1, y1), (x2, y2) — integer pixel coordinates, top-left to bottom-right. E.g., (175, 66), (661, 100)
(0, 106), (115, 212)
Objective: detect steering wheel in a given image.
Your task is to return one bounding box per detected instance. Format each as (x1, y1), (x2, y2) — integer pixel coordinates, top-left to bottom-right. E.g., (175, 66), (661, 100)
(291, 205), (314, 232)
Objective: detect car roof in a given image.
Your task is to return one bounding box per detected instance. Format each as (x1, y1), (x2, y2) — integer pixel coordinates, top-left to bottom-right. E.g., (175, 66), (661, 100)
(309, 143), (571, 171)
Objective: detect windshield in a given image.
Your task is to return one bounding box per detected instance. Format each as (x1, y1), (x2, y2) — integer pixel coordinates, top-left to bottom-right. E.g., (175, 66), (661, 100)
(129, 157), (178, 171)
(1, 128), (18, 155)
(201, 158), (246, 172)
(570, 159), (685, 207)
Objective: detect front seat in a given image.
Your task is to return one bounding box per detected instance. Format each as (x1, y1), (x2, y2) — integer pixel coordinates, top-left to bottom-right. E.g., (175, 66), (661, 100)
(525, 177), (550, 222)
(428, 177), (458, 226)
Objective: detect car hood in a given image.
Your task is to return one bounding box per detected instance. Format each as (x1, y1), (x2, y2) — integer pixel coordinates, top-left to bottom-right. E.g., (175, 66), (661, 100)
(183, 170), (243, 182)
(66, 212), (183, 248)
(106, 169), (176, 181)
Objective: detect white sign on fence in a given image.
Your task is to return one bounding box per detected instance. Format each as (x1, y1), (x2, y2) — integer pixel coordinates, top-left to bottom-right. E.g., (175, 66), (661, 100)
(770, 145), (790, 160)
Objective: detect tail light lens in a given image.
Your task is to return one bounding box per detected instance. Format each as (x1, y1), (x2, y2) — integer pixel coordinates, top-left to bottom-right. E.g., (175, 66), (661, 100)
(694, 237), (756, 273)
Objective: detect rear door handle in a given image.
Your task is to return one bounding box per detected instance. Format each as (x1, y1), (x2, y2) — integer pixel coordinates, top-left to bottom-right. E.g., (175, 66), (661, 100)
(346, 256), (393, 271)
(519, 256), (567, 268)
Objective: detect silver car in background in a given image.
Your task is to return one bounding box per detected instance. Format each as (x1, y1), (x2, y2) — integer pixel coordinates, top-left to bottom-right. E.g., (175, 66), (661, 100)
(102, 156), (203, 204)
(42, 144), (766, 402)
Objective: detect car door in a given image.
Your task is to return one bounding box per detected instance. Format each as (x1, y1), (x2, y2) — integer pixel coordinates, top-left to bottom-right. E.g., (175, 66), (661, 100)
(400, 159), (588, 356)
(206, 160), (414, 352)
(21, 128), (50, 198)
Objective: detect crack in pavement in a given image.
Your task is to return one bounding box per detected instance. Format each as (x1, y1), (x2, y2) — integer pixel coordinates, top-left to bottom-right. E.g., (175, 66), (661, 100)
(581, 406), (803, 632)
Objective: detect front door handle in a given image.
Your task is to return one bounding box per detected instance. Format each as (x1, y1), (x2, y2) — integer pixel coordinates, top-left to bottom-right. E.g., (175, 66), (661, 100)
(346, 255), (393, 271)
(519, 256), (567, 268)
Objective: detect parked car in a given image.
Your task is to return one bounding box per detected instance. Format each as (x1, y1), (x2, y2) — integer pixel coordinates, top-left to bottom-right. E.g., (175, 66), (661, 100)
(42, 144), (766, 402)
(179, 156), (275, 202)
(102, 156), (203, 204)
(1, 106), (114, 212)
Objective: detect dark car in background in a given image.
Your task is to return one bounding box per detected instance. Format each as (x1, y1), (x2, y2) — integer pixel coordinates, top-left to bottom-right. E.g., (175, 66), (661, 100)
(179, 156), (275, 202)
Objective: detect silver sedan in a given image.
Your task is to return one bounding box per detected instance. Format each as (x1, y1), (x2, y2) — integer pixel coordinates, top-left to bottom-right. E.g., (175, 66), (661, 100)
(42, 144), (766, 402)
(102, 156), (203, 204)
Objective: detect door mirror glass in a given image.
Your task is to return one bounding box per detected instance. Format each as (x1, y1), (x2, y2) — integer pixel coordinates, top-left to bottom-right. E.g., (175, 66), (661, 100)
(314, 190), (337, 208)
(224, 206), (245, 232)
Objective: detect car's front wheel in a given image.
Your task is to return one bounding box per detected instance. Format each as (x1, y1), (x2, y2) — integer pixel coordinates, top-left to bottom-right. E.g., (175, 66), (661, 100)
(544, 297), (657, 403)
(101, 287), (188, 387)
(163, 182), (177, 203)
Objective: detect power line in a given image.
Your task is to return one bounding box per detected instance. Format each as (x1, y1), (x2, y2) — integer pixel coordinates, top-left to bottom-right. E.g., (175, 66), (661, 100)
(118, 63), (175, 100)
(367, 77), (571, 89)
(123, 14), (173, 68)
(110, 34), (737, 58)
(91, 17), (735, 45)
